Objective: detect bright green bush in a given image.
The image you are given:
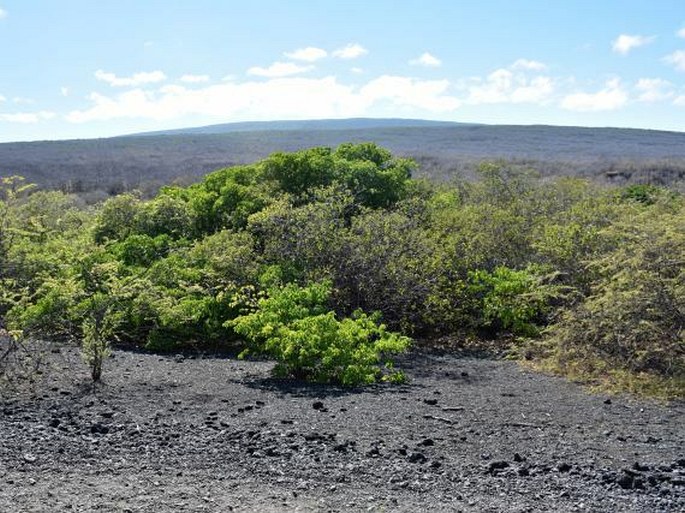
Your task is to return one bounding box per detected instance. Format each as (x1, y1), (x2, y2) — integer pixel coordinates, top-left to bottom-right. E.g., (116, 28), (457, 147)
(467, 266), (564, 337)
(230, 282), (410, 385)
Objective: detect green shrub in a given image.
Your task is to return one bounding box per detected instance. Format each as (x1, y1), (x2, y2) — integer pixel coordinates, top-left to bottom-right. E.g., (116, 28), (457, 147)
(230, 281), (410, 385)
(467, 265), (563, 337)
(541, 206), (685, 397)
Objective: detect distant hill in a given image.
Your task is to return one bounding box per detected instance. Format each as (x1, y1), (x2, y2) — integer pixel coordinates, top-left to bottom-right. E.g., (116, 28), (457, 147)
(1, 119), (685, 200)
(130, 118), (469, 137)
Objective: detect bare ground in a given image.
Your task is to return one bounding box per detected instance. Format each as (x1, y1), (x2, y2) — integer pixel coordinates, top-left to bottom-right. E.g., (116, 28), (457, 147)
(1, 343), (683, 512)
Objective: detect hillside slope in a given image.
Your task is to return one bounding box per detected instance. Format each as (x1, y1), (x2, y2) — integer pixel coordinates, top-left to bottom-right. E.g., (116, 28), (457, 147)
(1, 121), (685, 196)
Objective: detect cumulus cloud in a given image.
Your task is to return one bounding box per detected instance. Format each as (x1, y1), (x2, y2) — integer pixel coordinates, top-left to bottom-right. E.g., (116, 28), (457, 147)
(678, 28), (685, 38)
(663, 50), (685, 71)
(635, 78), (674, 102)
(361, 75), (460, 111)
(561, 79), (628, 111)
(612, 34), (655, 55)
(180, 74), (210, 84)
(409, 52), (442, 67)
(0, 111), (55, 123)
(511, 59), (547, 71)
(284, 47), (327, 62)
(247, 62), (313, 78)
(0, 7), (6, 19)
(95, 69), (167, 87)
(65, 75), (460, 124)
(465, 67), (554, 105)
(332, 43), (368, 59)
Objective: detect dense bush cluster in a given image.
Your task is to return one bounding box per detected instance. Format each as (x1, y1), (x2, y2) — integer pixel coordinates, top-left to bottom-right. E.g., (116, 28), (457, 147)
(1, 145), (683, 395)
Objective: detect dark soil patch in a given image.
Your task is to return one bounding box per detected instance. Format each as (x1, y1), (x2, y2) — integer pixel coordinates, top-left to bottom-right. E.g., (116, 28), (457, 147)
(1, 343), (683, 512)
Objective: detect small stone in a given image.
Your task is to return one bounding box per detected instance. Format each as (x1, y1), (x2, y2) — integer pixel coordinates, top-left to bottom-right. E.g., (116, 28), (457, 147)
(408, 452), (427, 464)
(23, 454), (37, 463)
(603, 398), (612, 405)
(513, 453), (525, 463)
(617, 472), (634, 489)
(419, 438), (435, 447)
(487, 461), (510, 474)
(312, 401), (325, 410)
(557, 462), (572, 473)
(423, 398), (438, 406)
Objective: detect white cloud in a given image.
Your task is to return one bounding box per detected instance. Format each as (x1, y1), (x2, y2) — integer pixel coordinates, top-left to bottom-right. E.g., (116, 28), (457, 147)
(180, 74), (210, 84)
(0, 111), (55, 123)
(332, 43), (368, 59)
(0, 94), (6, 102)
(611, 34), (655, 55)
(511, 59), (547, 71)
(12, 97), (35, 105)
(635, 78), (674, 102)
(561, 79), (628, 111)
(0, 7), (6, 19)
(247, 61), (313, 78)
(66, 75), (460, 124)
(351, 67), (363, 74)
(284, 47), (327, 62)
(466, 68), (554, 105)
(674, 95), (685, 106)
(361, 75), (460, 111)
(678, 28), (685, 39)
(95, 69), (167, 87)
(409, 52), (442, 67)
(61, 87), (69, 97)
(663, 50), (685, 71)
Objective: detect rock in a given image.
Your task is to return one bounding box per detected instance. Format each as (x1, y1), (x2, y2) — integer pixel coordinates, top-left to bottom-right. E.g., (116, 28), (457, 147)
(22, 453), (37, 463)
(603, 398), (612, 405)
(633, 462), (650, 472)
(408, 452), (427, 464)
(90, 423), (110, 435)
(312, 401), (325, 410)
(513, 453), (525, 463)
(423, 398), (438, 406)
(617, 472), (635, 489)
(366, 447), (380, 457)
(558, 462), (572, 473)
(48, 418), (61, 428)
(419, 438), (435, 447)
(487, 461), (510, 474)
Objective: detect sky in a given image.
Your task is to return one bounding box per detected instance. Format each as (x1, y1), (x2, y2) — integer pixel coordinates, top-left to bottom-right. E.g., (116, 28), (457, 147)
(1, 0), (685, 142)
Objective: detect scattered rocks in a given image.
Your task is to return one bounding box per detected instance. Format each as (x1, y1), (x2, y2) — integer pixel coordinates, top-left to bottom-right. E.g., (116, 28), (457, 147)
(1, 346), (682, 513)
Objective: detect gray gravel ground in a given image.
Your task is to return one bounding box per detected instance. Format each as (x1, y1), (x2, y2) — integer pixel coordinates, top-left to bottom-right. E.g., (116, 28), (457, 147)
(1, 343), (683, 512)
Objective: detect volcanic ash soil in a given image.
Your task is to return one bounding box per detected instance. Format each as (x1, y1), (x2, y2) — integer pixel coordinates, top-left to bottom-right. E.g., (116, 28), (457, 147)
(1, 344), (683, 512)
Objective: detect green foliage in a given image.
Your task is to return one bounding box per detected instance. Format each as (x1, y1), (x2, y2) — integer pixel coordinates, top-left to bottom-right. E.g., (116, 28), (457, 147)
(4, 147), (684, 396)
(230, 282), (410, 385)
(467, 266), (563, 337)
(93, 193), (142, 243)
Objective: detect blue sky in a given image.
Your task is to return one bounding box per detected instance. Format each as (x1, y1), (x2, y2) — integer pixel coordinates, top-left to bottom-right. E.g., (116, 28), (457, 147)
(1, 0), (684, 142)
